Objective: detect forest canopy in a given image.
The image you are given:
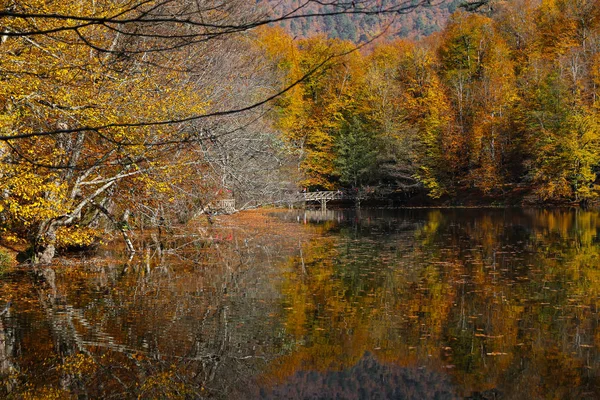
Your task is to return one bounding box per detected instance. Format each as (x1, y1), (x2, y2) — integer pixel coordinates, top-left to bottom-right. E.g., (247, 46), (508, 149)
(266, 0), (600, 202)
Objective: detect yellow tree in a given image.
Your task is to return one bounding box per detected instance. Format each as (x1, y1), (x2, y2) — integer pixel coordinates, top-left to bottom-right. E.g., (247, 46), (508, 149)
(359, 41), (421, 190)
(436, 12), (495, 190)
(0, 0), (209, 263)
(515, 0), (600, 202)
(259, 27), (364, 189)
(393, 41), (456, 197)
(469, 25), (518, 194)
(436, 10), (522, 196)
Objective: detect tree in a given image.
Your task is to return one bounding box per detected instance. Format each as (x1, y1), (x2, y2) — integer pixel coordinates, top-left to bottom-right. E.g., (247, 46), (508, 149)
(0, 1), (263, 262)
(437, 12), (493, 184)
(507, 0), (600, 202)
(0, 0), (215, 262)
(263, 30), (366, 190)
(334, 116), (378, 187)
(360, 41), (420, 190)
(387, 40), (456, 197)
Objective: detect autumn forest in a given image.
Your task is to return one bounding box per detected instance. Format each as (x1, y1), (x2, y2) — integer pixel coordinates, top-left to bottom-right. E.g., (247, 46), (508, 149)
(265, 0), (600, 200)
(4, 2), (600, 399)
(1, 0), (600, 263)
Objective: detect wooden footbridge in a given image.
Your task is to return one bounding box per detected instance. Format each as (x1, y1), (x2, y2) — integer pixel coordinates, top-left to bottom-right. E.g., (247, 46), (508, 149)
(207, 193), (343, 214)
(209, 187), (402, 213)
(302, 191), (348, 210)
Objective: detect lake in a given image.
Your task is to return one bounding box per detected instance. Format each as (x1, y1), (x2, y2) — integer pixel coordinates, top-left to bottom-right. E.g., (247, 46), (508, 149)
(1, 208), (600, 399)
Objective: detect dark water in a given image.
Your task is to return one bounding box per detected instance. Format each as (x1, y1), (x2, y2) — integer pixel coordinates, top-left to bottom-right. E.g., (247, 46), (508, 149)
(2, 208), (600, 399)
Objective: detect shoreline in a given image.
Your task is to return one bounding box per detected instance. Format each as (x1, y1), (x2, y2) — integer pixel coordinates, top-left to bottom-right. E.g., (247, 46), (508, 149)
(2, 204), (597, 270)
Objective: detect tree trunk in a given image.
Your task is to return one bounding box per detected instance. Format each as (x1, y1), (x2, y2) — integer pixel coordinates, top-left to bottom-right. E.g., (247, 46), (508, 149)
(34, 223), (57, 265)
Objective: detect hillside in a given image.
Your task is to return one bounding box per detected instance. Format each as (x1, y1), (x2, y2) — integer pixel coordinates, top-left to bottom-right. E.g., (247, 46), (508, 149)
(257, 0), (461, 41)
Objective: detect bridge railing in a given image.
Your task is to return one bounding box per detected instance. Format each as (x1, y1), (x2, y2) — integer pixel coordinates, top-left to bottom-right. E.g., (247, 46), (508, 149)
(303, 191), (344, 201)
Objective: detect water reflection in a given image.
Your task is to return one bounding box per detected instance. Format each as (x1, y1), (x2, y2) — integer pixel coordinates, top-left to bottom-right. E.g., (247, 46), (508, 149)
(2, 209), (600, 398)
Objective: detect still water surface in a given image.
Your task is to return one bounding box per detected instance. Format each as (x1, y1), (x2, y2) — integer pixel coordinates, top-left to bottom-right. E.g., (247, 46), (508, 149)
(1, 208), (600, 399)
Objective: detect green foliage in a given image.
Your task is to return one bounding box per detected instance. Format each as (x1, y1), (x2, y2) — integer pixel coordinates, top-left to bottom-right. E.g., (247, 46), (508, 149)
(0, 250), (11, 273)
(438, 13), (491, 75)
(521, 69), (600, 201)
(334, 117), (378, 187)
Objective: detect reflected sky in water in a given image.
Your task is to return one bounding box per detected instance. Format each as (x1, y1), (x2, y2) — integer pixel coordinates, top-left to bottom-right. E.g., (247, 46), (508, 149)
(2, 208), (600, 399)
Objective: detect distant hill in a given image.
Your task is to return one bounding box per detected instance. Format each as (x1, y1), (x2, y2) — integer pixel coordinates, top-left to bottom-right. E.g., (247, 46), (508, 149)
(257, 0), (462, 42)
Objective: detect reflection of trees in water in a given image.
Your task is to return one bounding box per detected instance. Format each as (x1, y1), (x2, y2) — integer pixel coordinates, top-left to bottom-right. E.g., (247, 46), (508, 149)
(267, 209), (600, 398)
(0, 304), (16, 393)
(0, 231), (302, 399)
(257, 352), (459, 400)
(2, 209), (600, 398)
